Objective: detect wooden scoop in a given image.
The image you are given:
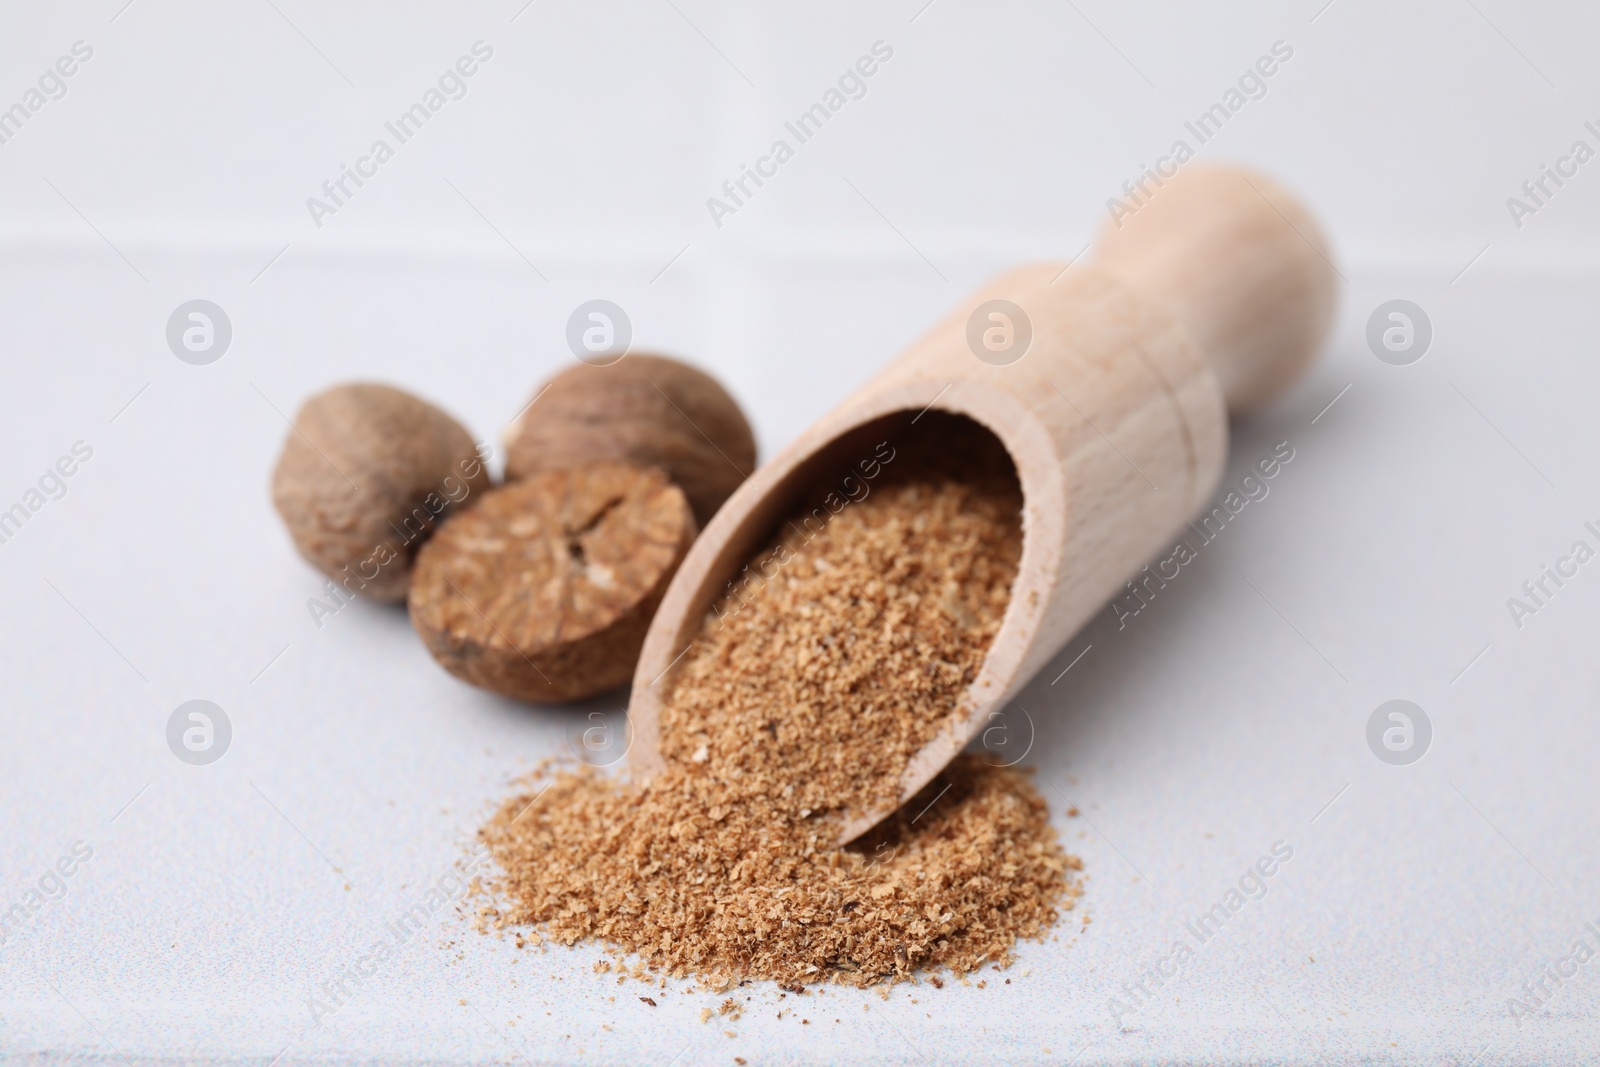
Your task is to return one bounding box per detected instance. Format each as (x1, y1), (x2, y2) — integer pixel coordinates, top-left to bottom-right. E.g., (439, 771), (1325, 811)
(626, 164), (1338, 842)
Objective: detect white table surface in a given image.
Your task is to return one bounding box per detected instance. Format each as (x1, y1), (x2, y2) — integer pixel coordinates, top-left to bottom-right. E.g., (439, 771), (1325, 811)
(3, 2), (1599, 1064)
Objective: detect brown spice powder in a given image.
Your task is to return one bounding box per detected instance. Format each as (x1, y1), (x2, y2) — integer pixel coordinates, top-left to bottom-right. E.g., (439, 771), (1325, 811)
(658, 425), (1025, 820)
(481, 416), (1082, 987)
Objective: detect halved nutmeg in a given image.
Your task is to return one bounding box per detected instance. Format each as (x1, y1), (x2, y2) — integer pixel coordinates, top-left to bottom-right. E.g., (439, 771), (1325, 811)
(408, 463), (695, 703)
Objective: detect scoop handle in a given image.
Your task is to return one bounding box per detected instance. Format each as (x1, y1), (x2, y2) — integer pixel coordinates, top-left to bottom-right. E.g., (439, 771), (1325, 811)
(1093, 165), (1338, 415)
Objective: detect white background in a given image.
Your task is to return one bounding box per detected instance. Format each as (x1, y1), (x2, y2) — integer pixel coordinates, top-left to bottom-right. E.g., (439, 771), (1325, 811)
(1, 1), (1598, 1064)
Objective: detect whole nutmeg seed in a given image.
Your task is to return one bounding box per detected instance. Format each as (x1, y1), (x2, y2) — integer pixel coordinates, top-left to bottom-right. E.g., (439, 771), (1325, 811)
(271, 382), (491, 602)
(409, 463), (696, 703)
(504, 354), (755, 528)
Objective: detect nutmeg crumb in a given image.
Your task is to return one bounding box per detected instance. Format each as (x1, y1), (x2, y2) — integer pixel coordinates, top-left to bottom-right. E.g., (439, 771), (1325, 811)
(480, 417), (1081, 988)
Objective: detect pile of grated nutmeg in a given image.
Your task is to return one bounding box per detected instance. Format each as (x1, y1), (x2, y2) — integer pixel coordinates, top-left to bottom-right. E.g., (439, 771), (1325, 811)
(480, 417), (1081, 989)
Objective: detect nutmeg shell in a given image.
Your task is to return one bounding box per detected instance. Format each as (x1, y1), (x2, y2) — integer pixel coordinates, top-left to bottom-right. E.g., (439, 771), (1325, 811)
(504, 354), (755, 528)
(271, 382), (491, 602)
